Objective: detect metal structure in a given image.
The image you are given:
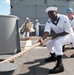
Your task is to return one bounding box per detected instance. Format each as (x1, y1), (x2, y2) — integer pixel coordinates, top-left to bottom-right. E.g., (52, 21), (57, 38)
(0, 15), (21, 54)
(10, 0), (74, 36)
(10, 0), (74, 27)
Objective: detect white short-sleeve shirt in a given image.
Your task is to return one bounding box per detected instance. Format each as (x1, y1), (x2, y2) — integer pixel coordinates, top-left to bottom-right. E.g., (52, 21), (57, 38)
(44, 14), (73, 34)
(70, 16), (74, 28)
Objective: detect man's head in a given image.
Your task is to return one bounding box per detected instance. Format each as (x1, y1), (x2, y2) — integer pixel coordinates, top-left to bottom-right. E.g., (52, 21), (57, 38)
(26, 17), (30, 21)
(66, 8), (73, 13)
(36, 19), (38, 21)
(66, 8), (73, 20)
(45, 6), (58, 20)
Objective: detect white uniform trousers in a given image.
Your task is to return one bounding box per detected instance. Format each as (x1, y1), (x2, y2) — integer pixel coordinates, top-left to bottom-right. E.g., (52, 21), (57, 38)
(46, 34), (74, 55)
(71, 32), (74, 47)
(35, 27), (39, 36)
(72, 39), (74, 47)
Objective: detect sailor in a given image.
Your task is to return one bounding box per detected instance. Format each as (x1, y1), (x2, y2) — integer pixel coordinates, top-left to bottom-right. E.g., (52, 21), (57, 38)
(20, 17), (35, 38)
(66, 8), (74, 57)
(35, 19), (40, 36)
(38, 6), (74, 74)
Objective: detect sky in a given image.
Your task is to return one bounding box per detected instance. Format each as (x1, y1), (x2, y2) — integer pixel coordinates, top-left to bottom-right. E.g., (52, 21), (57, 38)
(0, 0), (10, 15)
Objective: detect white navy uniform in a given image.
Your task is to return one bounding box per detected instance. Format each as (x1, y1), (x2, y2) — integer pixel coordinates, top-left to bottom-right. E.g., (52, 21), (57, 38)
(70, 16), (74, 47)
(21, 21), (34, 38)
(44, 14), (74, 55)
(70, 17), (74, 28)
(35, 22), (40, 36)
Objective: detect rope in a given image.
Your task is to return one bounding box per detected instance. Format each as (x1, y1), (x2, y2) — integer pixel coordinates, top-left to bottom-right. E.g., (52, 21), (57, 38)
(0, 42), (40, 63)
(0, 37), (51, 63)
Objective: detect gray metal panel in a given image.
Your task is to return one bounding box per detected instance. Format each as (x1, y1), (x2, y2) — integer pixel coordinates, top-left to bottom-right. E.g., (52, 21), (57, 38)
(0, 15), (20, 54)
(10, 0), (74, 27)
(36, 6), (47, 18)
(70, 1), (74, 11)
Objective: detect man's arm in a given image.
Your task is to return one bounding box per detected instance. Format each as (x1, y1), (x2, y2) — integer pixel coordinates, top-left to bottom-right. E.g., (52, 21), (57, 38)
(52, 31), (69, 40)
(57, 31), (69, 36)
(41, 32), (49, 40)
(38, 32), (49, 45)
(72, 28), (74, 30)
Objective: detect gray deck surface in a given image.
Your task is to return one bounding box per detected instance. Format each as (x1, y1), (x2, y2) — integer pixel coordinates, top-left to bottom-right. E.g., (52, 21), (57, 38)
(1, 36), (74, 75)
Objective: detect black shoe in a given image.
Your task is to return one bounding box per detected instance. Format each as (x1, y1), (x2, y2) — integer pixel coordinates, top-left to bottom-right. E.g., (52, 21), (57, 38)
(45, 57), (56, 62)
(70, 54), (74, 58)
(49, 63), (64, 74)
(71, 47), (74, 49)
(62, 45), (65, 52)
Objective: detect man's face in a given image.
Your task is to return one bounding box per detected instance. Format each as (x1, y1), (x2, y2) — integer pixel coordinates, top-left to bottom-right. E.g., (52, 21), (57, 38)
(67, 12), (73, 20)
(48, 11), (57, 20)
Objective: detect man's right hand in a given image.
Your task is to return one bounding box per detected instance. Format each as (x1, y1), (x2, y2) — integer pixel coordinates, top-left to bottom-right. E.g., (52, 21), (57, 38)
(38, 38), (44, 46)
(38, 32), (49, 45)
